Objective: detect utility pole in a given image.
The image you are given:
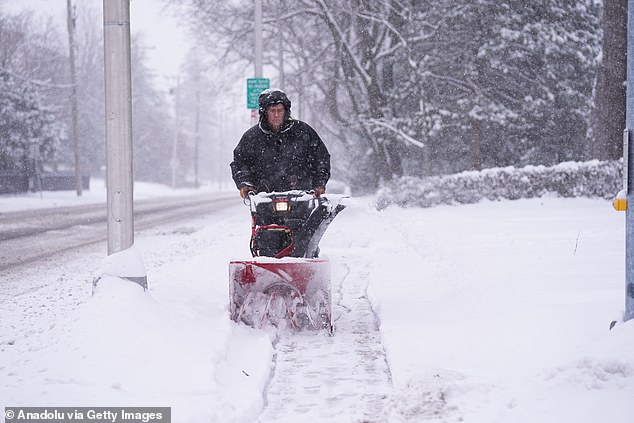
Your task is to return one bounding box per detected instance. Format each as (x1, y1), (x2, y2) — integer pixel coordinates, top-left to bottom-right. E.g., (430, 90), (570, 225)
(67, 0), (82, 196)
(297, 71), (303, 120)
(277, 9), (284, 91)
(103, 0), (134, 255)
(625, 0), (634, 321)
(249, 0), (264, 127)
(170, 77), (180, 189)
(255, 0), (263, 78)
(194, 85), (200, 189)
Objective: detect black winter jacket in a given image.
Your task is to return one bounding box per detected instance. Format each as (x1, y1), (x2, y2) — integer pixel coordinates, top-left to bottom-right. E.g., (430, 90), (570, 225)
(230, 119), (330, 192)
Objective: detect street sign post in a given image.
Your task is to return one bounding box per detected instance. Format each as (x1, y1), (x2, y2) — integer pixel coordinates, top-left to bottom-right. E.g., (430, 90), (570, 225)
(247, 78), (270, 109)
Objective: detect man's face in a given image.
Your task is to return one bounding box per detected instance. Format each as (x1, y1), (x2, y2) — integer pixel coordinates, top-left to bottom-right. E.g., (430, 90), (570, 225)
(265, 104), (285, 132)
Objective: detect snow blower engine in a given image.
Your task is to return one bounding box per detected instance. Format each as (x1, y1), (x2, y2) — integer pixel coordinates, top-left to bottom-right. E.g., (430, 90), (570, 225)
(229, 191), (345, 332)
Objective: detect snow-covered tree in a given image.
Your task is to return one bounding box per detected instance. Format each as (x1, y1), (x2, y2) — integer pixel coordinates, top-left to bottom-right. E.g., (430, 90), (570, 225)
(72, 3), (106, 176)
(179, 0), (602, 192)
(398, 1), (601, 173)
(129, 37), (179, 185)
(1, 5), (187, 186)
(0, 71), (62, 176)
(0, 12), (65, 178)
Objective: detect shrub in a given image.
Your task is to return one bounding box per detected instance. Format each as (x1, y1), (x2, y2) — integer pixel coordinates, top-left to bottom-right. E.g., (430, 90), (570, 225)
(375, 160), (622, 210)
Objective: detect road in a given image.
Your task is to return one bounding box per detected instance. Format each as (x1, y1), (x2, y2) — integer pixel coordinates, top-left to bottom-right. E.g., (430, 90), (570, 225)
(0, 192), (238, 271)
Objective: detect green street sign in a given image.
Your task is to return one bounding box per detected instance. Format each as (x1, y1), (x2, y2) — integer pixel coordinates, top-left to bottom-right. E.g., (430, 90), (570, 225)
(247, 78), (270, 109)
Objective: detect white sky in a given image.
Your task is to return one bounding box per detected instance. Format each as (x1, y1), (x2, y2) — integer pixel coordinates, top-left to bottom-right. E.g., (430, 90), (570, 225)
(129, 0), (188, 83)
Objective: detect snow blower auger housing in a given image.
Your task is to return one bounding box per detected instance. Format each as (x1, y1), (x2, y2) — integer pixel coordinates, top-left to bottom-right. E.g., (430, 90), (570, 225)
(229, 191), (345, 333)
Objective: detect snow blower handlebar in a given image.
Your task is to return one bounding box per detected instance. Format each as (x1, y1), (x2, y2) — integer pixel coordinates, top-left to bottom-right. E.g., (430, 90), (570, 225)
(244, 190), (317, 209)
(245, 191), (346, 259)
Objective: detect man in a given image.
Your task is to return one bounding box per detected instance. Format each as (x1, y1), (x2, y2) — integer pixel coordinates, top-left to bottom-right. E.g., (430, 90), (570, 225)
(230, 89), (330, 198)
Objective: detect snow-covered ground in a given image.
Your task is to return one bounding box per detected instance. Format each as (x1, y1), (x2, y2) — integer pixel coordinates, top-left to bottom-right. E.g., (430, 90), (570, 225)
(1, 182), (632, 423)
(0, 179), (220, 212)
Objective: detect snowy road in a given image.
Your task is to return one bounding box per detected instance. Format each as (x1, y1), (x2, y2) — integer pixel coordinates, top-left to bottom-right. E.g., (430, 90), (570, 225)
(0, 192), (234, 270)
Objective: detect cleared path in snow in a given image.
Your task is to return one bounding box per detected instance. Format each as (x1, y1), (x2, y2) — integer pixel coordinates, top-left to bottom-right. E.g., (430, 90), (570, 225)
(257, 254), (393, 422)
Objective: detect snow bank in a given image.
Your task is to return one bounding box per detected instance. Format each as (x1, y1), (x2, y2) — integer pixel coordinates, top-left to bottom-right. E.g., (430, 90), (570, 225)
(364, 197), (631, 422)
(376, 160), (621, 210)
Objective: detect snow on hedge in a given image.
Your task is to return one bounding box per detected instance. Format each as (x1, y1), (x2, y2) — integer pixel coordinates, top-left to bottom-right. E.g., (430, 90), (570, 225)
(376, 160), (622, 210)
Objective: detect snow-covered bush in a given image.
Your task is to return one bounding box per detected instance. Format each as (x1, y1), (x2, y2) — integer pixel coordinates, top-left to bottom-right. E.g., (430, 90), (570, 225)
(376, 160), (621, 210)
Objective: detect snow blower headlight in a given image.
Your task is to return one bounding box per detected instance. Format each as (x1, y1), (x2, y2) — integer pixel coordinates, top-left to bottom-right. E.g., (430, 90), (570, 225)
(273, 200), (290, 212)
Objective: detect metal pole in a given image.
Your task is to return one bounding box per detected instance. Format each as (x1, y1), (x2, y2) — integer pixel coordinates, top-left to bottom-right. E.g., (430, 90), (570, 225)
(171, 77), (180, 189)
(297, 71), (303, 120)
(103, 0), (134, 255)
(278, 12), (284, 90)
(195, 87), (200, 189)
(67, 0), (82, 196)
(626, 0), (634, 321)
(255, 0), (263, 78)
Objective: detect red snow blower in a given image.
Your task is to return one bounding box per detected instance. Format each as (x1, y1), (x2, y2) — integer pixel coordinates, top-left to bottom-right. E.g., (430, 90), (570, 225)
(229, 191), (345, 332)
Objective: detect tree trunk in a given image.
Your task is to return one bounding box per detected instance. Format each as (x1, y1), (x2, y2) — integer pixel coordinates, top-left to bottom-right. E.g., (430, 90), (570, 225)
(593, 1), (627, 160)
(470, 120), (482, 170)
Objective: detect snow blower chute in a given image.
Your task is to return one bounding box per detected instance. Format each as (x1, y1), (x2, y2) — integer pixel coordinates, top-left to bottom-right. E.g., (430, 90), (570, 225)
(229, 191), (345, 332)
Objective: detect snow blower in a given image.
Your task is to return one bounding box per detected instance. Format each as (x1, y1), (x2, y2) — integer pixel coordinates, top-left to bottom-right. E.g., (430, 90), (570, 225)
(229, 191), (345, 333)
